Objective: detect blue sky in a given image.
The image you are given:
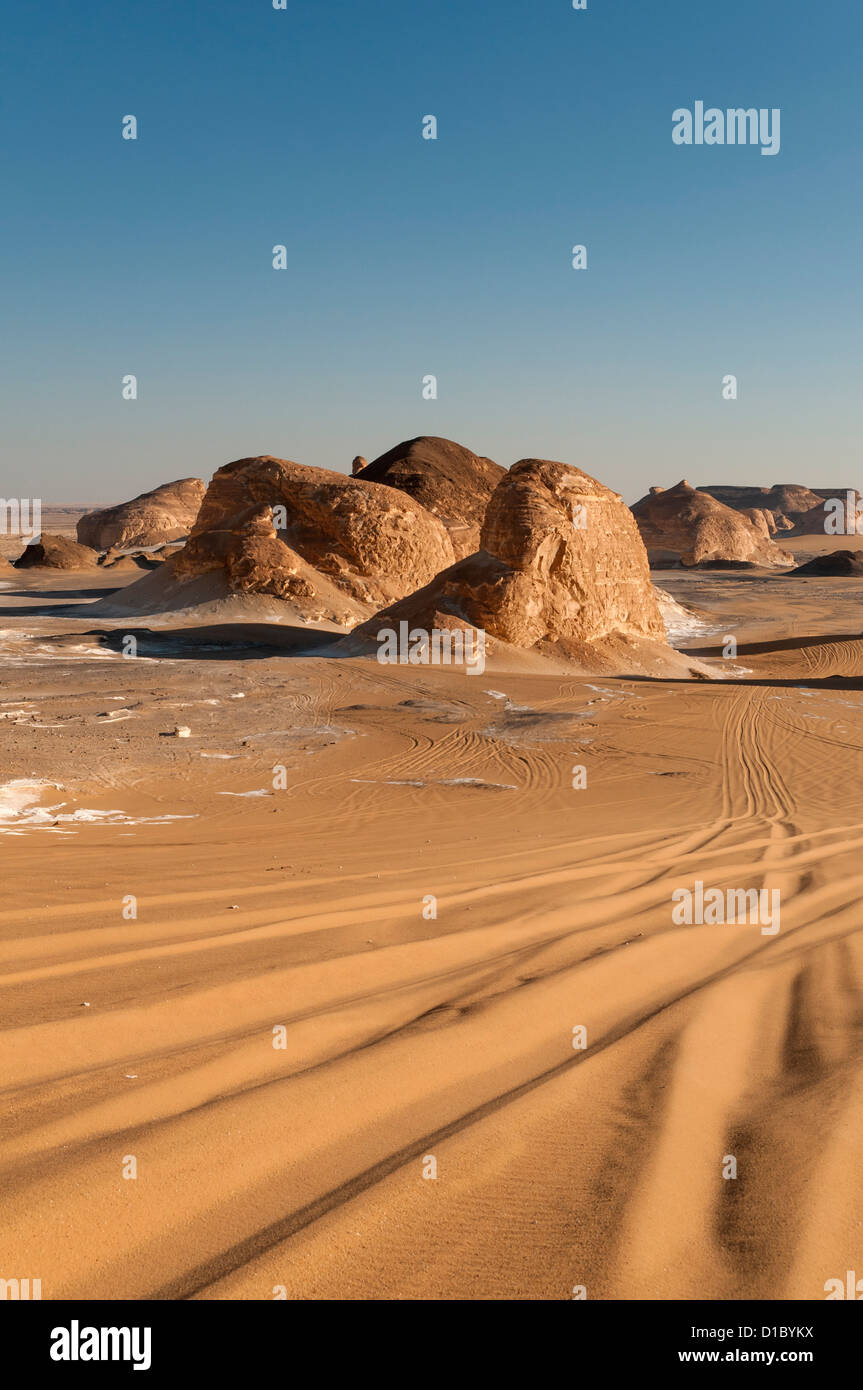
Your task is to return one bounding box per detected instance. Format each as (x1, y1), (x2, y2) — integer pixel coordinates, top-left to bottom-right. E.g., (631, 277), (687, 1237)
(2, 0), (860, 503)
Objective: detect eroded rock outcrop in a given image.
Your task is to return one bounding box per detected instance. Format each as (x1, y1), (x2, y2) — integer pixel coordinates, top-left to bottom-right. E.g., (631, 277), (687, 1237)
(357, 436), (505, 560)
(172, 502), (371, 623)
(631, 481), (795, 568)
(96, 455), (455, 623)
(188, 455), (454, 607)
(77, 479), (205, 550)
(13, 535), (99, 570)
(98, 548), (164, 571)
(700, 484), (861, 536)
(343, 459), (685, 672)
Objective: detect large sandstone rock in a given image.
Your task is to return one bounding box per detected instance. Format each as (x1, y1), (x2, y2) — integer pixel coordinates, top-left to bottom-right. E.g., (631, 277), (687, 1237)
(172, 502), (371, 624)
(344, 459), (678, 670)
(357, 436), (506, 560)
(188, 455), (454, 607)
(13, 534), (99, 570)
(77, 479), (205, 550)
(478, 460), (666, 645)
(631, 481), (795, 568)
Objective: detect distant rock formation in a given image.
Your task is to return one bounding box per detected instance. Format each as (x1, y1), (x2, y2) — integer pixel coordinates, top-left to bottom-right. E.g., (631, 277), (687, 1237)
(77, 479), (205, 550)
(792, 550), (863, 576)
(14, 535), (99, 569)
(98, 548), (164, 571)
(631, 481), (795, 568)
(699, 484), (861, 536)
(187, 455), (454, 607)
(345, 459), (681, 671)
(351, 456), (367, 476)
(356, 436), (506, 560)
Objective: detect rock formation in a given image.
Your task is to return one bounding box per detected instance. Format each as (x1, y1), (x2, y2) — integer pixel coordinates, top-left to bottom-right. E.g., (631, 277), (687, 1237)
(792, 550), (863, 576)
(343, 459), (689, 672)
(98, 548), (164, 571)
(699, 484), (862, 536)
(631, 481), (795, 568)
(356, 436), (506, 560)
(13, 535), (99, 569)
(187, 455), (454, 607)
(76, 479), (205, 550)
(95, 456), (455, 623)
(351, 456), (367, 476)
(171, 502), (370, 623)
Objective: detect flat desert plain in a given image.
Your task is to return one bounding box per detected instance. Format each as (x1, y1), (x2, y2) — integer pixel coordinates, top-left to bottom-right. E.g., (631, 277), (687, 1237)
(1, 557), (862, 1301)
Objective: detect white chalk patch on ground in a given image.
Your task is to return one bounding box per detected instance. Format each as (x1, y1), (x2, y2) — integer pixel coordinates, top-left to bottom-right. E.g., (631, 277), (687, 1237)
(0, 631), (116, 665)
(0, 779), (196, 835)
(219, 789), (271, 797)
(34, 643), (119, 663)
(1, 707), (67, 729)
(482, 689), (533, 713)
(441, 777), (517, 790)
(653, 586), (723, 646)
(0, 780), (62, 818)
(351, 777), (517, 791)
(200, 752), (241, 759)
(0, 630), (176, 667)
(351, 779), (424, 787)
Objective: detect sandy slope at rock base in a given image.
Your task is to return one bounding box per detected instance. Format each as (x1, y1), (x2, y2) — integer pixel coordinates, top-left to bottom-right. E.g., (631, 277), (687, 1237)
(1, 566), (862, 1300)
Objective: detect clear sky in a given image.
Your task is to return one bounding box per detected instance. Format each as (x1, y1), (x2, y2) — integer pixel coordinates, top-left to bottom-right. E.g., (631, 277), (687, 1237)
(2, 0), (860, 504)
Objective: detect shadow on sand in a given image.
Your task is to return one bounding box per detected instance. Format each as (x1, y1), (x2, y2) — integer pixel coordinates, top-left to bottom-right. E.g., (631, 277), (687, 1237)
(65, 623), (341, 661)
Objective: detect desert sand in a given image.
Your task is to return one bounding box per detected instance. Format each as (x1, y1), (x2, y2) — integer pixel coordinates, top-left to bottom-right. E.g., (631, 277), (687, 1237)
(1, 535), (862, 1301)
